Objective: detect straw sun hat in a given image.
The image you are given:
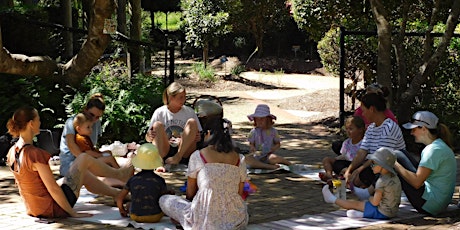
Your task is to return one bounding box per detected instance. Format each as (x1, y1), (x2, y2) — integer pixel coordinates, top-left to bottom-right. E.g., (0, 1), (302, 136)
(247, 104), (277, 121)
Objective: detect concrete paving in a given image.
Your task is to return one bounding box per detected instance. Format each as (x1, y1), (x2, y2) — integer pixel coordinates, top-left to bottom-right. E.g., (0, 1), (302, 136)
(1, 73), (460, 229)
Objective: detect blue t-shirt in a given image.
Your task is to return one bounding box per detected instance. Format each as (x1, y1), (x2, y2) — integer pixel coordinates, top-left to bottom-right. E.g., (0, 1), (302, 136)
(420, 138), (456, 215)
(59, 115), (102, 176)
(125, 170), (167, 216)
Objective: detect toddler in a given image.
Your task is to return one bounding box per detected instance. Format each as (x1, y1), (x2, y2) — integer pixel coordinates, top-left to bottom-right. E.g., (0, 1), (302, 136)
(322, 147), (402, 219)
(116, 143), (174, 222)
(320, 116), (365, 182)
(73, 113), (120, 168)
(245, 104), (291, 170)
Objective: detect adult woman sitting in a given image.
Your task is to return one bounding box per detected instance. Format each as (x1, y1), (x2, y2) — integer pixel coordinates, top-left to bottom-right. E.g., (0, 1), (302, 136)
(344, 93), (406, 194)
(394, 111), (456, 216)
(159, 114), (248, 229)
(146, 82), (202, 165)
(59, 93), (108, 176)
(7, 106), (133, 218)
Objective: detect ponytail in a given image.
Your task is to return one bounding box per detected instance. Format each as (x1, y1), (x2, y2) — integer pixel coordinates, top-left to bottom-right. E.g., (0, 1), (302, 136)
(429, 123), (453, 149)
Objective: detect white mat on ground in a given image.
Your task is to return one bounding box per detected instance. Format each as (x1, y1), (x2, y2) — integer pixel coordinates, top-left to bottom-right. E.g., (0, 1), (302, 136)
(73, 187), (176, 230)
(247, 203), (457, 230)
(247, 164), (323, 180)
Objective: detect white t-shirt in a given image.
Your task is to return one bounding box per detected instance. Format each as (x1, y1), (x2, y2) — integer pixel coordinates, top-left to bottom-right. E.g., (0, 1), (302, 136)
(148, 105), (202, 140)
(360, 118), (406, 154)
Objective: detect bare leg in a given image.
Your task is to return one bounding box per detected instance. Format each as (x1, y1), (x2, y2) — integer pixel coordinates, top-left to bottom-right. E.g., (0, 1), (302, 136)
(245, 155), (278, 170)
(150, 121), (171, 158)
(83, 171), (120, 197)
(321, 157), (336, 181)
(166, 118), (199, 164)
(268, 154), (292, 165)
(72, 153), (133, 183)
(335, 199), (366, 211)
(99, 156), (121, 168)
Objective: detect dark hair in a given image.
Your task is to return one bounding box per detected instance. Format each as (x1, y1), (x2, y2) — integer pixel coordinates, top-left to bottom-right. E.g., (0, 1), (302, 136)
(85, 93), (105, 111)
(201, 116), (234, 153)
(346, 116), (365, 130)
(360, 93), (387, 112)
(6, 106), (38, 138)
(428, 123), (453, 149)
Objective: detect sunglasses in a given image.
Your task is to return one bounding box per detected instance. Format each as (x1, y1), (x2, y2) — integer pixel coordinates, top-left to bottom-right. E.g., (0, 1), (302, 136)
(89, 112), (101, 120)
(411, 118), (430, 126)
(370, 161), (379, 168)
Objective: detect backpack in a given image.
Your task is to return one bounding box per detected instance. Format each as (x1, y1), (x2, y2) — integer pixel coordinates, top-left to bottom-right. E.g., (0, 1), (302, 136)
(0, 133), (17, 166)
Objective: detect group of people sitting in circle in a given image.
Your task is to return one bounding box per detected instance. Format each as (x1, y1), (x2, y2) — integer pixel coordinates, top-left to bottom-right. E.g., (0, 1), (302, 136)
(5, 81), (457, 229)
(320, 83), (456, 220)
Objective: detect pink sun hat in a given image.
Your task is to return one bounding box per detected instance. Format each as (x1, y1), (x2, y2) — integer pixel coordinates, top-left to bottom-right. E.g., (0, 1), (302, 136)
(247, 104), (277, 121)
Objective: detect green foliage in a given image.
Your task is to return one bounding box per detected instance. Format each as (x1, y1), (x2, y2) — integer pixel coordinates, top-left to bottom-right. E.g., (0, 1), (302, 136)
(192, 62), (217, 82)
(153, 11), (183, 31)
(68, 62), (164, 144)
(230, 65), (245, 76)
(181, 0), (233, 48)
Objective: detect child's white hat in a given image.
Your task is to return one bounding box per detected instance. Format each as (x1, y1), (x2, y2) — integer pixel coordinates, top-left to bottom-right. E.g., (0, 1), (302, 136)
(366, 147), (397, 175)
(247, 104), (276, 121)
(132, 143), (163, 170)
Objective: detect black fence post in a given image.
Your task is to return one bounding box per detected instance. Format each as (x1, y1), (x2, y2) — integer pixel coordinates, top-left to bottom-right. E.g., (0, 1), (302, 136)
(339, 26), (346, 127)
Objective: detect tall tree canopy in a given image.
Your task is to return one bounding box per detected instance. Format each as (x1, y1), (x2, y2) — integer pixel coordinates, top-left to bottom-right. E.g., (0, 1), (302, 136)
(290, 0), (460, 122)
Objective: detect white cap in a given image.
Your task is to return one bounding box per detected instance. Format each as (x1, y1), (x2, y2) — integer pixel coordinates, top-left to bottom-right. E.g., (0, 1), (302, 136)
(402, 111), (438, 129)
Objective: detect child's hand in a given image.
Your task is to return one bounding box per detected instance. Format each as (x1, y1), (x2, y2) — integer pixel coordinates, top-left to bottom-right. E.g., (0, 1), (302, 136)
(118, 205), (128, 217)
(155, 166), (167, 173)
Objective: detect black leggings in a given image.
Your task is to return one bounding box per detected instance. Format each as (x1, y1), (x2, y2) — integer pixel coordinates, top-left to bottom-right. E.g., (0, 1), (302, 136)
(395, 150), (429, 215)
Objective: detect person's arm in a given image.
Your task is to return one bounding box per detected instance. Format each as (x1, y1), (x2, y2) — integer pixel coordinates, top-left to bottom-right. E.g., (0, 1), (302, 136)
(34, 163), (91, 217)
(116, 189), (130, 217)
(344, 149), (368, 181)
(394, 162), (431, 189)
(368, 189), (383, 206)
(270, 141), (281, 153)
(66, 134), (83, 157)
(186, 177), (198, 201)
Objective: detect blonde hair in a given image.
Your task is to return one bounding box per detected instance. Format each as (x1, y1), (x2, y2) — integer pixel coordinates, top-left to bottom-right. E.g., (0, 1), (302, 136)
(162, 82), (185, 105)
(73, 113), (91, 131)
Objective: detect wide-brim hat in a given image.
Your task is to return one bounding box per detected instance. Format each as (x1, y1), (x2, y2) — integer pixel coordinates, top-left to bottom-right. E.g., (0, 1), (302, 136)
(247, 104), (276, 121)
(402, 111), (438, 130)
(366, 147), (397, 175)
(132, 143), (163, 170)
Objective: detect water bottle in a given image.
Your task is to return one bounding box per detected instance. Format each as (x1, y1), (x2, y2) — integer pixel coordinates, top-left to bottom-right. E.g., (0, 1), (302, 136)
(332, 179), (346, 200)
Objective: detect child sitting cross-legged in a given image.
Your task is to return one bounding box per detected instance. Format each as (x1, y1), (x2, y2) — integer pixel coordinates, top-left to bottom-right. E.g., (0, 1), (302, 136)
(322, 147), (402, 219)
(244, 104), (291, 170)
(320, 116), (365, 182)
(116, 143), (174, 223)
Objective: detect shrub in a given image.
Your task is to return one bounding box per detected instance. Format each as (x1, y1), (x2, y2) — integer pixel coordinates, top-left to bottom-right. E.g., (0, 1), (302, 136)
(230, 65), (245, 76)
(192, 62), (217, 82)
(68, 62), (165, 145)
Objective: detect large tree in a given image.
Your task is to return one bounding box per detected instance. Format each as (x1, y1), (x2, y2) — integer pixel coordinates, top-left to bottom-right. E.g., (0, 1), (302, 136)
(290, 0), (460, 122)
(181, 0), (235, 66)
(0, 0), (116, 87)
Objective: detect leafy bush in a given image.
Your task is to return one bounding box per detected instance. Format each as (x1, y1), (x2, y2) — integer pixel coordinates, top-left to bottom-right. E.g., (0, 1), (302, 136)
(192, 62), (217, 82)
(230, 65), (245, 76)
(68, 62), (164, 145)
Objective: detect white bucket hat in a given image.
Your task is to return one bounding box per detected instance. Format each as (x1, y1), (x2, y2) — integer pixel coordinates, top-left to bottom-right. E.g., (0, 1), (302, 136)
(132, 143), (163, 170)
(366, 147), (397, 175)
(247, 104), (277, 121)
(402, 111), (438, 129)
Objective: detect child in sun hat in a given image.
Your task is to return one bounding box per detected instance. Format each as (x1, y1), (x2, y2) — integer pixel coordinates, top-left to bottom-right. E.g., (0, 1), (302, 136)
(244, 104), (291, 170)
(322, 147), (402, 219)
(116, 143), (174, 223)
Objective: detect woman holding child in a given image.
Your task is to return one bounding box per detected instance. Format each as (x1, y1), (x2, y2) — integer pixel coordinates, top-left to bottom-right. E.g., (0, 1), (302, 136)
(395, 111), (456, 216)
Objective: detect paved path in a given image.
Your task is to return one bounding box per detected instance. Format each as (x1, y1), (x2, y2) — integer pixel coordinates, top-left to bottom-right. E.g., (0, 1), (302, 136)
(1, 73), (460, 229)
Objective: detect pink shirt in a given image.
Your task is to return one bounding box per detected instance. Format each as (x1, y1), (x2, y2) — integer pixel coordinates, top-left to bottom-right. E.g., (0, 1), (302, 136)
(354, 106), (398, 127)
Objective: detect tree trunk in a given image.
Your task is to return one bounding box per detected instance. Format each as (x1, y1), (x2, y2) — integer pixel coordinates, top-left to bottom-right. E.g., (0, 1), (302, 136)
(117, 0), (127, 35)
(369, 0), (393, 106)
(129, 0), (142, 73)
(393, 2), (409, 108)
(397, 0), (460, 123)
(203, 41), (209, 68)
(63, 0), (73, 59)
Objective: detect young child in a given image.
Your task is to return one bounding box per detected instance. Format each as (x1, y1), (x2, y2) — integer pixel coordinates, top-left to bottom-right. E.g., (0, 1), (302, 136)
(244, 104), (291, 170)
(73, 113), (120, 168)
(320, 116), (365, 182)
(322, 147), (402, 219)
(116, 143), (173, 223)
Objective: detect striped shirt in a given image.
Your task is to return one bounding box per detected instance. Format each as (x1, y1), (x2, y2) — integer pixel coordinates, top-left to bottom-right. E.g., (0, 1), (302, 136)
(360, 118), (406, 154)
